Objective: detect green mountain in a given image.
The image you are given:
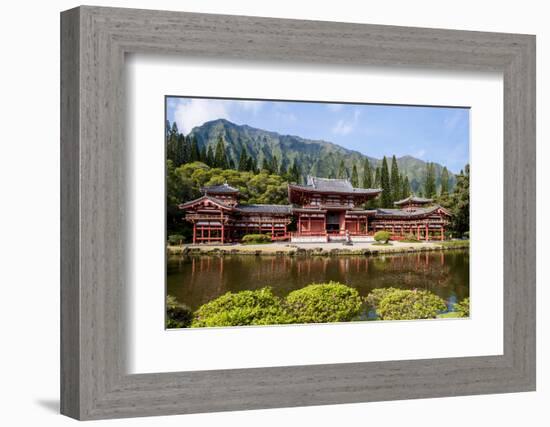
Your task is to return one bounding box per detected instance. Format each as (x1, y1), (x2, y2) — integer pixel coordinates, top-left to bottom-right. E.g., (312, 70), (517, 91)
(187, 119), (456, 194)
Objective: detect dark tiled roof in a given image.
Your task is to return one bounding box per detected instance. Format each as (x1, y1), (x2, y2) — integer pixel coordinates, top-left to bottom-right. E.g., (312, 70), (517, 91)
(375, 206), (442, 218)
(307, 176), (353, 191)
(200, 183), (240, 194)
(394, 195), (433, 206)
(290, 176), (381, 195)
(291, 207), (328, 213)
(346, 209), (377, 215)
(238, 204), (292, 214)
(178, 195), (236, 210)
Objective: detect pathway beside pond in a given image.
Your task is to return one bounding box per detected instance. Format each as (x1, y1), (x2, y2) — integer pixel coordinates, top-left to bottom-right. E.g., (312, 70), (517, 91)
(168, 240), (469, 256)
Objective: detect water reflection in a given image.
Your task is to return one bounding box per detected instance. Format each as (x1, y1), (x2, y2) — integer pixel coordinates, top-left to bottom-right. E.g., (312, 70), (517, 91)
(167, 249), (469, 312)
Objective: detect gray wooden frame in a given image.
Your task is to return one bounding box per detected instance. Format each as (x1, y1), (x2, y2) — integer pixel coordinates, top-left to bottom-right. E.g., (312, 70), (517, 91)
(60, 5), (536, 420)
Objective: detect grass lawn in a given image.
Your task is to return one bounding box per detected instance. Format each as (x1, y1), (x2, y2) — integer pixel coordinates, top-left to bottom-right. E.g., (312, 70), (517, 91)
(437, 311), (464, 319)
(439, 240), (470, 248)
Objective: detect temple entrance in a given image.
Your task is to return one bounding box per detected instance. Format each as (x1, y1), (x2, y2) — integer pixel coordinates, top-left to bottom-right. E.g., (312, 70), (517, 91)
(326, 211), (343, 234)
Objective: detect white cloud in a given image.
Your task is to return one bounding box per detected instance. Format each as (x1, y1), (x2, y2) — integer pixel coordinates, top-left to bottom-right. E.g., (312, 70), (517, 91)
(240, 100), (264, 113)
(173, 99), (230, 134)
(332, 119), (354, 135)
(171, 98), (265, 134)
(331, 109), (361, 135)
(414, 149), (426, 159)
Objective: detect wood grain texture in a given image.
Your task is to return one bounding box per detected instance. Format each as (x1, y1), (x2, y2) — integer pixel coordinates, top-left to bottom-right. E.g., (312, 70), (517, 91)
(60, 6), (536, 420)
(60, 7), (81, 419)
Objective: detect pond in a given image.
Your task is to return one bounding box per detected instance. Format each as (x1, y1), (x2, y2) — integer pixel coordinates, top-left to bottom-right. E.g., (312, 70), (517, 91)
(167, 249), (469, 313)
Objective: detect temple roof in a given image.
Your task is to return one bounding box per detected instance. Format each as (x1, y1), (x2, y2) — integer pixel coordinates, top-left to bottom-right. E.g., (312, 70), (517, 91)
(394, 195), (433, 206)
(200, 183), (240, 194)
(178, 195), (236, 211)
(375, 205), (450, 218)
(238, 204), (292, 214)
(289, 176), (382, 195)
(179, 195), (292, 215)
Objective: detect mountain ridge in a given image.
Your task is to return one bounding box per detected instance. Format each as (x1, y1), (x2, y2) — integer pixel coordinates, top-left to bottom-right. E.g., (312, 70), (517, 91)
(186, 118), (456, 193)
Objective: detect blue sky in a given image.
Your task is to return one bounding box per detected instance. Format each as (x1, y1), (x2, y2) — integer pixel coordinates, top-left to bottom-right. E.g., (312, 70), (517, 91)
(166, 97), (470, 173)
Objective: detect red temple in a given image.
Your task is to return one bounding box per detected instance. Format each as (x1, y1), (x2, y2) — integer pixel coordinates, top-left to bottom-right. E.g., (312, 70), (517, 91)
(178, 183), (292, 244)
(178, 177), (451, 244)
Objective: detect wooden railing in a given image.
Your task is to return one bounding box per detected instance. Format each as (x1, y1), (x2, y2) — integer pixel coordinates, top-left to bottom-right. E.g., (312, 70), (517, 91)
(186, 214), (224, 221)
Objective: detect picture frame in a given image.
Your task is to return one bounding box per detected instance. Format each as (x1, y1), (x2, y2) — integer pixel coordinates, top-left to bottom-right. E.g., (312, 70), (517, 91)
(60, 5), (535, 420)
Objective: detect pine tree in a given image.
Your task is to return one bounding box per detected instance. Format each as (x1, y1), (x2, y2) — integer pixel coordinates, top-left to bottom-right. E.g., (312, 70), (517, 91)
(174, 134), (185, 166)
(199, 146), (207, 163)
(390, 155), (401, 202)
(424, 162), (437, 198)
(362, 158), (372, 188)
(401, 175), (411, 199)
(189, 136), (201, 163)
(337, 160), (347, 179)
(380, 156), (392, 208)
(351, 164), (359, 187)
(166, 121), (179, 164)
(448, 164), (469, 236)
(368, 166), (382, 209)
(181, 135), (191, 164)
(213, 137), (228, 169)
(289, 160), (301, 183)
(165, 119), (171, 139)
(247, 156), (257, 174)
(440, 166), (450, 196)
(374, 166), (381, 188)
(261, 157), (271, 173)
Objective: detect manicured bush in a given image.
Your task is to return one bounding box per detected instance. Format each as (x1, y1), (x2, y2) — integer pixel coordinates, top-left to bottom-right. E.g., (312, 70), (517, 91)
(377, 289), (447, 320)
(168, 234), (185, 245)
(453, 297), (470, 317)
(241, 234), (272, 244)
(192, 287), (294, 327)
(166, 295), (193, 328)
(374, 230), (391, 244)
(365, 287), (400, 310)
(285, 281), (363, 324)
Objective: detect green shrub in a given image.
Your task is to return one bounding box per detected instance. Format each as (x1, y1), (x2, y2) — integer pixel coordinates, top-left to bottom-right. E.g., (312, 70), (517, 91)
(453, 297), (470, 317)
(166, 295), (193, 328)
(374, 230), (391, 244)
(241, 234), (272, 244)
(400, 233), (419, 243)
(377, 289), (447, 320)
(192, 287), (293, 327)
(365, 287), (400, 310)
(285, 281), (363, 324)
(168, 234), (184, 245)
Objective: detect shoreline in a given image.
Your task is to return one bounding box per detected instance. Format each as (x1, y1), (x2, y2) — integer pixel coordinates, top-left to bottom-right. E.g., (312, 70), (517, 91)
(167, 240), (469, 257)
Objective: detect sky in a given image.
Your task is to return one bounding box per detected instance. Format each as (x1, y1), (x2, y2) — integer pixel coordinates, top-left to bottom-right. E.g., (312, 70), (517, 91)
(166, 97), (470, 174)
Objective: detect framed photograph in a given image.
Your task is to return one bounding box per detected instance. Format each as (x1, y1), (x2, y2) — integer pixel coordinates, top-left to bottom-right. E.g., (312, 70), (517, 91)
(61, 6), (535, 420)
